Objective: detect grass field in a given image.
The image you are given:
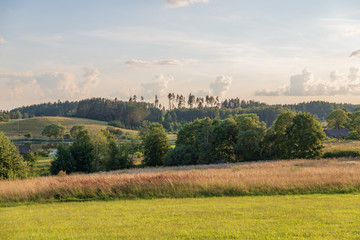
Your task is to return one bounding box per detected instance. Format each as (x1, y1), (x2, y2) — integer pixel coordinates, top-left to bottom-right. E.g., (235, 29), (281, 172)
(323, 139), (360, 152)
(1, 194), (360, 239)
(0, 116), (138, 138)
(2, 158), (360, 202)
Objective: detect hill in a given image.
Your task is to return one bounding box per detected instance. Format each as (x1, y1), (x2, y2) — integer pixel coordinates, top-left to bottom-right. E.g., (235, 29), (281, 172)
(0, 116), (138, 138)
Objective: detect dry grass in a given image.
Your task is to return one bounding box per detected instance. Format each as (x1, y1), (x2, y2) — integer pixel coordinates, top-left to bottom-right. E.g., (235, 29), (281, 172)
(323, 139), (360, 152)
(1, 159), (360, 202)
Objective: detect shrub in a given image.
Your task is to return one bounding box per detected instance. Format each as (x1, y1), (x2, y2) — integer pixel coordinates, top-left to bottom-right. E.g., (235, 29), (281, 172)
(164, 144), (197, 166)
(108, 121), (126, 128)
(346, 131), (360, 140)
(323, 149), (360, 158)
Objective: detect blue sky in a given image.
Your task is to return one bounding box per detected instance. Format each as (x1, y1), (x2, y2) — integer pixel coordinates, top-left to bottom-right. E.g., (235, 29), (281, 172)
(1, 0), (360, 109)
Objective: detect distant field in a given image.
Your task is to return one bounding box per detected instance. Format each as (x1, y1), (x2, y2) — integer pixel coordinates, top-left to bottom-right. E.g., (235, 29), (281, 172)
(324, 139), (360, 152)
(1, 194), (360, 239)
(0, 116), (138, 138)
(2, 159), (360, 202)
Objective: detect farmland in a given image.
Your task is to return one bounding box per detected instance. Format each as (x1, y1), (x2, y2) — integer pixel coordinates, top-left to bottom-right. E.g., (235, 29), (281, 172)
(0, 116), (137, 138)
(1, 194), (360, 239)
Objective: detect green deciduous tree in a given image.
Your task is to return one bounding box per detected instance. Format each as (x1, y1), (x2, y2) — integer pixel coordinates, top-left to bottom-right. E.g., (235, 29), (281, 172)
(286, 112), (325, 159)
(50, 144), (75, 175)
(42, 123), (65, 138)
(0, 132), (25, 179)
(142, 123), (170, 166)
(70, 125), (86, 138)
(327, 109), (350, 139)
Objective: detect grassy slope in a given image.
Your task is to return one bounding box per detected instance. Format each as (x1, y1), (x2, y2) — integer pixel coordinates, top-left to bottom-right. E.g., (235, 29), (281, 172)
(1, 194), (360, 239)
(0, 116), (138, 138)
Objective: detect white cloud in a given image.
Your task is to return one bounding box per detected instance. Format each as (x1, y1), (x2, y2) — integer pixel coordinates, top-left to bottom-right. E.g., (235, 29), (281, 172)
(140, 74), (173, 99)
(350, 49), (360, 58)
(0, 68), (100, 100)
(255, 68), (360, 96)
(125, 59), (182, 67)
(209, 76), (232, 97)
(0, 36), (6, 44)
(164, 0), (208, 8)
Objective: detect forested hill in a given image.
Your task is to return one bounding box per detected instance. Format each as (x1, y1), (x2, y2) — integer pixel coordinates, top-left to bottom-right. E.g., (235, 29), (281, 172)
(8, 97), (360, 130)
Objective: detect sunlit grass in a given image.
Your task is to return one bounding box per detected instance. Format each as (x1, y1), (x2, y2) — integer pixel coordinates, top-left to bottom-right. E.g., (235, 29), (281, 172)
(2, 159), (360, 202)
(0, 116), (137, 138)
(1, 195), (360, 239)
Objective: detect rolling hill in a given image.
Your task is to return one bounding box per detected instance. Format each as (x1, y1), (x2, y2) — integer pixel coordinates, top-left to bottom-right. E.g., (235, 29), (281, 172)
(0, 116), (138, 138)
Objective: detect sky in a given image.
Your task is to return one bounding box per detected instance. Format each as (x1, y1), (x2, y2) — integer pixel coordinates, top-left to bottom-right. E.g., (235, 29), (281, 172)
(1, 0), (360, 110)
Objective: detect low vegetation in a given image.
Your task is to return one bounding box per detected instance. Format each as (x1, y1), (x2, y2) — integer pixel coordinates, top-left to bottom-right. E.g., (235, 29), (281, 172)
(0, 116), (136, 138)
(1, 194), (360, 239)
(1, 159), (360, 202)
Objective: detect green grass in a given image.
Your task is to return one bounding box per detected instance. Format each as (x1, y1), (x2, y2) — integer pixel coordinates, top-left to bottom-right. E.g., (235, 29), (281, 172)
(0, 116), (138, 138)
(1, 194), (360, 239)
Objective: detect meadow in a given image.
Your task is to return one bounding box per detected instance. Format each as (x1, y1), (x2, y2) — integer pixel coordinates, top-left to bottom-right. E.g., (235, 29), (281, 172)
(2, 158), (360, 202)
(1, 194), (360, 239)
(0, 116), (137, 138)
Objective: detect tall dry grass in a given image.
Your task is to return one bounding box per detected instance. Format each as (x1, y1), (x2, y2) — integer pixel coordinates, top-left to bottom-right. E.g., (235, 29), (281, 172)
(1, 159), (360, 202)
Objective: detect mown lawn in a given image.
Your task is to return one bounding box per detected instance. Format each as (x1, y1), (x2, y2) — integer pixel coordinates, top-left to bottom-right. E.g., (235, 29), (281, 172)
(1, 194), (360, 239)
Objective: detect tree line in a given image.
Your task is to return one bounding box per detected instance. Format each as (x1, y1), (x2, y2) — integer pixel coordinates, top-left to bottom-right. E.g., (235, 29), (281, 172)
(6, 96), (360, 131)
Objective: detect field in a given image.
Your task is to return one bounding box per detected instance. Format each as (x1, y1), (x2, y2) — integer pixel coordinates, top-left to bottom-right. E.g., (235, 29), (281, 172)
(323, 139), (360, 152)
(0, 116), (137, 138)
(1, 194), (360, 239)
(2, 158), (360, 202)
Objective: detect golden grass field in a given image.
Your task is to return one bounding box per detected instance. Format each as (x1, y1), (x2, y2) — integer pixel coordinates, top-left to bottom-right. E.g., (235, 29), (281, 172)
(1, 158), (360, 202)
(0, 116), (138, 138)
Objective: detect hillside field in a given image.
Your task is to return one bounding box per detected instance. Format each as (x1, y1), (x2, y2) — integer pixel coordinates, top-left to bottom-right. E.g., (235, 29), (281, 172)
(0, 116), (138, 138)
(1, 194), (360, 239)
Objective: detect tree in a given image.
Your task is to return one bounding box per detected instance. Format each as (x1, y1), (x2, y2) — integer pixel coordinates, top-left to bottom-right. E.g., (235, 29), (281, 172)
(24, 132), (32, 138)
(71, 130), (95, 173)
(23, 151), (38, 170)
(271, 111), (296, 159)
(234, 115), (266, 161)
(42, 123), (65, 138)
(286, 112), (325, 159)
(142, 123), (170, 166)
(327, 109), (350, 139)
(70, 125), (86, 138)
(0, 132), (25, 179)
(50, 143), (75, 175)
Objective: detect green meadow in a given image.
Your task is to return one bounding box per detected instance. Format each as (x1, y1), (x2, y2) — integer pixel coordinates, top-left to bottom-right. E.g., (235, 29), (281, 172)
(1, 194), (360, 239)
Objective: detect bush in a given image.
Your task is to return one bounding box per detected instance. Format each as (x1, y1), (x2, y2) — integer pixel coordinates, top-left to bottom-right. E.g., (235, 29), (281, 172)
(164, 145), (197, 166)
(323, 149), (360, 158)
(108, 121), (126, 128)
(24, 132), (32, 138)
(346, 131), (360, 140)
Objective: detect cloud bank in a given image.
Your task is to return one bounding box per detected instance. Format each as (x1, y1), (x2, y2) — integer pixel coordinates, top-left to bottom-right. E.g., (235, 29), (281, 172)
(0, 67), (100, 100)
(350, 49), (360, 58)
(164, 0), (208, 8)
(255, 68), (360, 96)
(125, 59), (182, 67)
(210, 76), (232, 97)
(141, 74), (173, 99)
(0, 36), (6, 44)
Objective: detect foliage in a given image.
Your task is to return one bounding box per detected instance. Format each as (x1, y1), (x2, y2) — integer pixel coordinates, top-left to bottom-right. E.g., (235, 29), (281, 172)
(323, 149), (360, 158)
(42, 123), (65, 138)
(286, 112), (326, 159)
(0, 132), (25, 179)
(327, 109), (350, 139)
(24, 132), (32, 138)
(163, 144), (197, 166)
(71, 130), (96, 173)
(69, 125), (86, 138)
(50, 144), (75, 175)
(142, 123), (170, 166)
(23, 151), (38, 169)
